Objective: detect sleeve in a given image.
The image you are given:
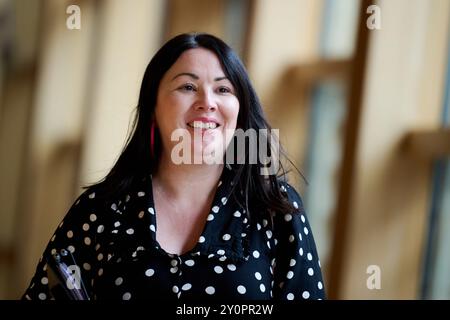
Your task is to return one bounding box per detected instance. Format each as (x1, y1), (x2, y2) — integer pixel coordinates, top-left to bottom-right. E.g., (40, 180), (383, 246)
(272, 183), (326, 300)
(22, 189), (100, 300)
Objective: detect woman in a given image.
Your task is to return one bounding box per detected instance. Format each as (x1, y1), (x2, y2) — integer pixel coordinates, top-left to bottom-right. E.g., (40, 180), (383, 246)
(22, 33), (325, 300)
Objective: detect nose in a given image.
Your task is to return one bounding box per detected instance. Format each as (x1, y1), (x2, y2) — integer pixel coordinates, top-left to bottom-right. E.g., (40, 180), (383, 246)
(194, 89), (217, 111)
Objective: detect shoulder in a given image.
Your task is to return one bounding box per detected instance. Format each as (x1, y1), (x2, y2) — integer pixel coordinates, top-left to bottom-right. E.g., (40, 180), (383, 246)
(278, 180), (305, 214)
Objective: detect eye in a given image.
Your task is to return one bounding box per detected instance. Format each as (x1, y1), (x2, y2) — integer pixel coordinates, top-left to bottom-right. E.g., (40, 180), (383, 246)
(179, 83), (197, 92)
(217, 86), (232, 94)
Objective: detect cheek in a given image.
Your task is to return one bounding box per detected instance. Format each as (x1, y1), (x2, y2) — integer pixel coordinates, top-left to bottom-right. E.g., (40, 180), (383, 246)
(223, 100), (240, 128)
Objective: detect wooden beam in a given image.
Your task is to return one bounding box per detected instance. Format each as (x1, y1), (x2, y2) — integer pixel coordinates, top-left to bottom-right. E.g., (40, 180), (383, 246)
(327, 0), (374, 299)
(285, 59), (352, 86)
(403, 128), (450, 159)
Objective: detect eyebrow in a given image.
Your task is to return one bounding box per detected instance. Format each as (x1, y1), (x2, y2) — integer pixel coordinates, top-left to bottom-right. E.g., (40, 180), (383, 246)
(171, 72), (229, 82)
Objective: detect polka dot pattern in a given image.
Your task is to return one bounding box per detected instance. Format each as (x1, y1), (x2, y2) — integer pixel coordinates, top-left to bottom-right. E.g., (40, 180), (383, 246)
(22, 177), (325, 301)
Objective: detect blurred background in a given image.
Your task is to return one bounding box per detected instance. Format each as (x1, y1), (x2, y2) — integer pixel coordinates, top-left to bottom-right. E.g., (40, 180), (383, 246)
(0, 0), (449, 300)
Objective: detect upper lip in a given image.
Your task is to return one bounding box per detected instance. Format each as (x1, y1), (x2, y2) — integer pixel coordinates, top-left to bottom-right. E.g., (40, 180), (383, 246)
(187, 117), (221, 126)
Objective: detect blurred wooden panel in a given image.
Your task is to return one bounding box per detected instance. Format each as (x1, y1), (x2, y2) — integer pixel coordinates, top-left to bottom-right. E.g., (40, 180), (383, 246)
(165, 0), (226, 39)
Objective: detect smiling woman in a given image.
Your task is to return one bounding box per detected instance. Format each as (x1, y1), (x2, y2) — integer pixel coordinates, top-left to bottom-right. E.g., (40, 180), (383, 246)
(22, 33), (325, 301)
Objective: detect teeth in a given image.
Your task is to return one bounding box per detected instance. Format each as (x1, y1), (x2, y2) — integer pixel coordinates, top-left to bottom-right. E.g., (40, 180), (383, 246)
(188, 121), (218, 129)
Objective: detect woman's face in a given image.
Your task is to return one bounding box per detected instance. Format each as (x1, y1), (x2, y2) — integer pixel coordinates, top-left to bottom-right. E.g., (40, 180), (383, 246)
(155, 48), (240, 164)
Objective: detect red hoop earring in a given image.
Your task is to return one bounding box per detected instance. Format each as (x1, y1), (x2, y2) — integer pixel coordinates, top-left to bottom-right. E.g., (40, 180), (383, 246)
(150, 121), (155, 158)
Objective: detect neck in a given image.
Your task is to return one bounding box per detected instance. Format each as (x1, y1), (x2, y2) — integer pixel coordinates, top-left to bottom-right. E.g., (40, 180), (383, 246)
(153, 152), (224, 200)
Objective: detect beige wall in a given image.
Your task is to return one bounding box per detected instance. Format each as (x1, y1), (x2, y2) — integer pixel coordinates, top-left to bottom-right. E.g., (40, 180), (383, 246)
(341, 0), (450, 299)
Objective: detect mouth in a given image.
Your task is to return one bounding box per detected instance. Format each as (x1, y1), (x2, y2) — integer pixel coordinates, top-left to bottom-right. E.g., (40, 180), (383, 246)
(187, 120), (220, 130)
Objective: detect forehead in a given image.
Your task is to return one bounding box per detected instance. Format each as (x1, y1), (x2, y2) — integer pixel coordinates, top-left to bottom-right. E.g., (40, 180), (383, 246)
(165, 48), (226, 77)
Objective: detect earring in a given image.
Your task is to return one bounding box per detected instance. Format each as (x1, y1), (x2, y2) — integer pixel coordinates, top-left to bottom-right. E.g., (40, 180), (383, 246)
(150, 120), (155, 158)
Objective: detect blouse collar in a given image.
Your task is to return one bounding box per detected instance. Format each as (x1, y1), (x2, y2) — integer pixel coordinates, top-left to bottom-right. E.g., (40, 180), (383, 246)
(143, 167), (250, 263)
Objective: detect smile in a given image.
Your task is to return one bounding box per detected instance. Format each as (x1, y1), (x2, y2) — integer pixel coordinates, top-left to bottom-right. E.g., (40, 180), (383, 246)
(187, 121), (219, 129)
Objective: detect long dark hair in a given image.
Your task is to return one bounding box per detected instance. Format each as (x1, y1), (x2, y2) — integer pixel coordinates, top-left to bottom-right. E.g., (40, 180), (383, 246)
(87, 32), (300, 220)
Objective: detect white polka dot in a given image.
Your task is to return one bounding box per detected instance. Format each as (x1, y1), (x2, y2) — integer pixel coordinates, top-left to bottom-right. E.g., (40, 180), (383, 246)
(308, 268), (314, 276)
(114, 221), (120, 228)
(221, 197), (227, 205)
(301, 215), (306, 223)
(84, 237), (91, 245)
(41, 277), (48, 285)
(172, 286), (179, 293)
(171, 259), (178, 266)
(98, 268), (103, 276)
(170, 267), (178, 273)
(115, 277), (123, 286)
(307, 253), (313, 261)
(207, 214), (214, 221)
(138, 211), (145, 218)
(50, 234), (56, 242)
(182, 283), (192, 291)
(302, 291), (310, 299)
(111, 203), (117, 211)
(289, 235), (295, 242)
(284, 214), (292, 222)
(68, 245), (75, 253)
(212, 206), (220, 213)
(255, 272), (262, 280)
(299, 248), (303, 256)
(125, 195), (130, 202)
(185, 260), (195, 267)
(237, 285), (246, 294)
(126, 228), (134, 235)
(260, 284), (266, 292)
(289, 259), (296, 267)
(89, 192), (95, 199)
(149, 224), (155, 232)
(219, 256), (227, 261)
(293, 201), (298, 209)
(148, 207), (155, 215)
(318, 281), (323, 290)
(82, 223), (90, 231)
(213, 266), (224, 274)
(304, 227), (309, 235)
(299, 232), (303, 241)
(38, 293), (46, 300)
(205, 286), (215, 295)
(319, 260), (321, 267)
(145, 268), (154, 277)
(287, 271), (294, 279)
(51, 248), (57, 255)
(227, 264), (236, 271)
(198, 236), (206, 243)
(222, 234), (231, 241)
(97, 253), (104, 261)
(233, 211), (241, 217)
(257, 223), (261, 230)
(137, 191), (145, 197)
(95, 243), (101, 251)
(83, 263), (91, 271)
(122, 292), (131, 300)
(89, 214), (97, 222)
(266, 241), (271, 249)
(262, 219), (268, 227)
(66, 230), (73, 238)
(217, 249), (225, 255)
(97, 225), (104, 233)
(287, 293), (294, 300)
(266, 230), (272, 239)
(253, 250), (260, 258)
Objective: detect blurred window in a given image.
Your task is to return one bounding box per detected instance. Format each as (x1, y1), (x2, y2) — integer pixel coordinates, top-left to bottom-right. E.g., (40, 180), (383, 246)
(421, 25), (450, 299)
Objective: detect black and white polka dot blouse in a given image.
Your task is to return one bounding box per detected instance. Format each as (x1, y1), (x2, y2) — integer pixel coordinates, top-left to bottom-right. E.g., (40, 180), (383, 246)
(22, 169), (325, 300)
